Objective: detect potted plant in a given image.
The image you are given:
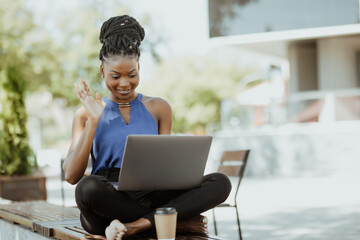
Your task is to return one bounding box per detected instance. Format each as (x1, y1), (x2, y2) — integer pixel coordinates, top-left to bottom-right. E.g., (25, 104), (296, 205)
(0, 66), (46, 201)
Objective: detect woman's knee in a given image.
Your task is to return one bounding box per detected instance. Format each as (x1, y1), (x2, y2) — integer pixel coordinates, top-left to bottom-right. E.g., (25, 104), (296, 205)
(207, 172), (232, 200)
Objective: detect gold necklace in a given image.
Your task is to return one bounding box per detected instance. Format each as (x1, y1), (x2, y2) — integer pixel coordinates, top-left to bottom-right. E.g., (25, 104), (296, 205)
(115, 93), (138, 108)
(117, 102), (130, 108)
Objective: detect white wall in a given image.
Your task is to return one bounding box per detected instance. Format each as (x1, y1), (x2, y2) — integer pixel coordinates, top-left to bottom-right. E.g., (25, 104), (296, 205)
(317, 35), (360, 90)
(212, 122), (360, 177)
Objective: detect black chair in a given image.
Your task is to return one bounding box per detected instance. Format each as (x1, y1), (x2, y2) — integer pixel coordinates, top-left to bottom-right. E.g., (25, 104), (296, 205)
(212, 150), (250, 240)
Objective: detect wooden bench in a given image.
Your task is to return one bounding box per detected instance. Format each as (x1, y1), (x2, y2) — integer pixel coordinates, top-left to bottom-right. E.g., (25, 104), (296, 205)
(0, 201), (219, 240)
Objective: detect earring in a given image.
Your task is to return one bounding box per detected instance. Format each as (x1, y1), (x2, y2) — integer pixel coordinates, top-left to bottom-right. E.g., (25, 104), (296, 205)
(102, 79), (107, 89)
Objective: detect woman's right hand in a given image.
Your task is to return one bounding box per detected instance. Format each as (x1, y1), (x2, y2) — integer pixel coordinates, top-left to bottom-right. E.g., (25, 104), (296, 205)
(74, 78), (104, 122)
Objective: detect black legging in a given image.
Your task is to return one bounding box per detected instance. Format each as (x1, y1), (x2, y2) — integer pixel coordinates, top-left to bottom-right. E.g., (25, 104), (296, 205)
(75, 171), (231, 235)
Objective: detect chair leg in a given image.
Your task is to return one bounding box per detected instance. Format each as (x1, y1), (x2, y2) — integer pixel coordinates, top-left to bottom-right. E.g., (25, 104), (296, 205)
(212, 208), (218, 235)
(61, 181), (65, 206)
(235, 205), (242, 240)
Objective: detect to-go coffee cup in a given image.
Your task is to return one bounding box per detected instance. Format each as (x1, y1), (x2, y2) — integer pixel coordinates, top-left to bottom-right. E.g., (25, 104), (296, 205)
(154, 207), (177, 240)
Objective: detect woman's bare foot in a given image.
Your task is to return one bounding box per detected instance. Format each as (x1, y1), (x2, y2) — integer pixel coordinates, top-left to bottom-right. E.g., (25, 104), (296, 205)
(105, 219), (127, 240)
(176, 215), (208, 236)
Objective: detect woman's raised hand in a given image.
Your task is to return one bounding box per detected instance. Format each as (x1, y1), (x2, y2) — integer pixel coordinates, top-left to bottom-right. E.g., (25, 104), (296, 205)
(74, 78), (104, 122)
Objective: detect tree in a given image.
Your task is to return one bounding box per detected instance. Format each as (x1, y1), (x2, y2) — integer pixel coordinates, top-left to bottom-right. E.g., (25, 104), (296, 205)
(0, 0), (164, 152)
(0, 67), (37, 176)
(0, 0), (163, 105)
(141, 54), (252, 133)
(0, 0), (37, 86)
(0, 0), (38, 175)
(47, 1), (163, 105)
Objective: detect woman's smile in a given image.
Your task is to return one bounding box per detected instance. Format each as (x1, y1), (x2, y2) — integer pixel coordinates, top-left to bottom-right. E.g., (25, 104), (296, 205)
(117, 89), (131, 95)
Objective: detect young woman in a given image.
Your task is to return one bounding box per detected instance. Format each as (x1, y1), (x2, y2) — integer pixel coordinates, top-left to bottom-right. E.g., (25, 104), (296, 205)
(63, 15), (231, 240)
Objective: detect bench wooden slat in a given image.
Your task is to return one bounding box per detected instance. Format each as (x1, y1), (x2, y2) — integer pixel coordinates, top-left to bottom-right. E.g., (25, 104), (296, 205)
(0, 200), (79, 221)
(53, 225), (87, 240)
(0, 207), (34, 228)
(0, 201), (81, 238)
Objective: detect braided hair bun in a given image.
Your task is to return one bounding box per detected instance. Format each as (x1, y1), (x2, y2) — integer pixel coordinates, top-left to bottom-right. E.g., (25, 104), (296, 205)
(99, 15), (145, 61)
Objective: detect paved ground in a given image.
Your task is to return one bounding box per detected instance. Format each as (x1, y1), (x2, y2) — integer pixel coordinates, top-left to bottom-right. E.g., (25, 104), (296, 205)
(46, 174), (360, 240)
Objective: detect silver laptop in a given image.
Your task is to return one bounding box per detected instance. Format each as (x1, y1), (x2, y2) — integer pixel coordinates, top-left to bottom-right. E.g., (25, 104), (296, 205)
(111, 135), (212, 191)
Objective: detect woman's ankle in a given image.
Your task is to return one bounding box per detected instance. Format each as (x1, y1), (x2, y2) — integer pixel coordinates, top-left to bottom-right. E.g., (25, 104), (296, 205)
(176, 215), (208, 236)
(124, 218), (152, 236)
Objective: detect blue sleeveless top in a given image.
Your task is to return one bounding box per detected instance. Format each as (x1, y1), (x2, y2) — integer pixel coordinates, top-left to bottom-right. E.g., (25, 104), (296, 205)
(91, 93), (158, 174)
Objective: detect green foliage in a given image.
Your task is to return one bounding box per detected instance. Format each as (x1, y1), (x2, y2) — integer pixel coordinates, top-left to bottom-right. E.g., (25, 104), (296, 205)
(0, 67), (37, 176)
(0, 0), (37, 175)
(142, 55), (252, 133)
(246, 78), (264, 89)
(0, 0), (163, 106)
(46, 3), (163, 105)
(0, 0), (37, 88)
(0, 0), (164, 153)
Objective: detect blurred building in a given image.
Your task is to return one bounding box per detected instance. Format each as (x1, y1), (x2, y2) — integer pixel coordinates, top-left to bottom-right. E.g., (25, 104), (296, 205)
(209, 0), (360, 125)
(207, 0), (360, 177)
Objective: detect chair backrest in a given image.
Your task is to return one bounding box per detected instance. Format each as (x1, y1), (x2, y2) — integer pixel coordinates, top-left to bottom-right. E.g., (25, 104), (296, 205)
(217, 150), (250, 203)
(217, 150), (250, 177)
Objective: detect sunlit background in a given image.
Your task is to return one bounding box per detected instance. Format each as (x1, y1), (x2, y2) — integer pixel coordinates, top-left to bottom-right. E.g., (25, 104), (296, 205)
(1, 0), (360, 239)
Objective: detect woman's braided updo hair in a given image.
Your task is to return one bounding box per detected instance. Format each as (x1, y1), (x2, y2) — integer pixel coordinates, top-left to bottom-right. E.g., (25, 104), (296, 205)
(99, 15), (145, 61)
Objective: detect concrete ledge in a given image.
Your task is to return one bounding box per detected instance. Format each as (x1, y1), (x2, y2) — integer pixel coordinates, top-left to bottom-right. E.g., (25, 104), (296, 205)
(0, 218), (52, 240)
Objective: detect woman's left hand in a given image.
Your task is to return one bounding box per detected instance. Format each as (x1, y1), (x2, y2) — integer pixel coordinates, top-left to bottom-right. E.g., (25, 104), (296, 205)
(74, 78), (104, 123)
